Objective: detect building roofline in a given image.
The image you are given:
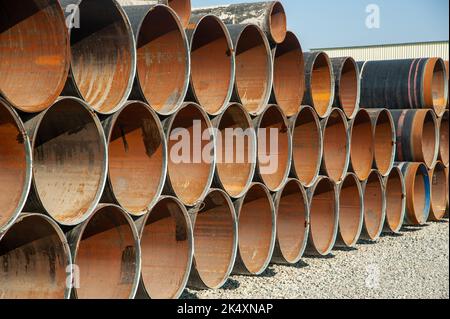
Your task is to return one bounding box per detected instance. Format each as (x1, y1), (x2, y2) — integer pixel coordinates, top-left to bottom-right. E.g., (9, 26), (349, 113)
(311, 40), (449, 51)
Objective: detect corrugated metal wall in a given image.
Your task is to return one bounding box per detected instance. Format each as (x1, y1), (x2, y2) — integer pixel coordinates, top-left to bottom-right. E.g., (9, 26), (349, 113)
(311, 41), (449, 61)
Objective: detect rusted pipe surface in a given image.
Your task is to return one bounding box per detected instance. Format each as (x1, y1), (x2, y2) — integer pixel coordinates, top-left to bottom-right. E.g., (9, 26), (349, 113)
(360, 170), (386, 241)
(331, 57), (360, 120)
(383, 167), (406, 234)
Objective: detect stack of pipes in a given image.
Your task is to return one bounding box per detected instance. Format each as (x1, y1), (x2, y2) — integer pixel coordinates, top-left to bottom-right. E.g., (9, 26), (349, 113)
(0, 0), (448, 299)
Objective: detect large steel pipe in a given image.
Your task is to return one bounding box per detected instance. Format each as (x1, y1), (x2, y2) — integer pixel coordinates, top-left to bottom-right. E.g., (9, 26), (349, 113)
(366, 109), (396, 176)
(348, 109), (374, 181)
(290, 106), (323, 188)
(0, 99), (32, 233)
(331, 57), (361, 120)
(67, 204), (141, 299)
(360, 170), (386, 242)
(335, 173), (364, 248)
(102, 101), (166, 216)
(0, 0), (70, 113)
(0, 214), (72, 299)
(360, 58), (448, 117)
(320, 108), (350, 184)
(438, 111), (449, 167)
(193, 1), (287, 44)
(391, 109), (439, 169)
(23, 97), (107, 226)
(188, 189), (238, 290)
(61, 0), (136, 114)
(255, 104), (292, 192)
(306, 176), (339, 256)
(212, 103), (256, 199)
(272, 179), (309, 264)
(119, 3), (190, 116)
(186, 15), (235, 116)
(383, 167), (406, 234)
(428, 161), (447, 221)
(397, 162), (431, 226)
(233, 183), (276, 275)
(228, 24), (273, 116)
(164, 103), (215, 207)
(136, 196), (193, 299)
(271, 31), (305, 117)
(303, 51), (335, 119)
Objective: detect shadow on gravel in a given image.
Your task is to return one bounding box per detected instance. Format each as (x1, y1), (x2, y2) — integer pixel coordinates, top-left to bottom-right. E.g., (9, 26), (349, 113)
(258, 266), (277, 278)
(401, 225), (430, 232)
(181, 290), (200, 299)
(221, 278), (241, 291)
(334, 246), (358, 252)
(273, 259), (309, 269)
(304, 253), (336, 260)
(380, 232), (404, 238)
(358, 239), (379, 245)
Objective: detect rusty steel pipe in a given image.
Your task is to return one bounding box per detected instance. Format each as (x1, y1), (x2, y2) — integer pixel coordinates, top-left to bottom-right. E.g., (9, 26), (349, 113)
(0, 99), (32, 234)
(101, 101), (167, 217)
(438, 110), (449, 167)
(164, 103), (215, 207)
(359, 58), (448, 117)
(188, 189), (238, 290)
(0, 214), (72, 299)
(289, 106), (323, 188)
(193, 1), (287, 44)
(254, 104), (292, 192)
(303, 51), (335, 119)
(212, 103), (257, 199)
(396, 162), (431, 226)
(119, 3), (190, 116)
(383, 167), (406, 234)
(366, 109), (396, 177)
(360, 170), (386, 242)
(428, 161), (447, 221)
(233, 183), (276, 275)
(185, 15), (235, 116)
(67, 204), (141, 299)
(271, 31), (305, 117)
(0, 0), (70, 113)
(335, 173), (364, 248)
(61, 0), (136, 114)
(305, 176), (339, 256)
(228, 24), (273, 116)
(272, 179), (309, 264)
(445, 166), (449, 215)
(391, 109), (439, 169)
(331, 57), (361, 120)
(22, 97), (107, 226)
(320, 108), (350, 184)
(348, 109), (375, 181)
(136, 196), (193, 299)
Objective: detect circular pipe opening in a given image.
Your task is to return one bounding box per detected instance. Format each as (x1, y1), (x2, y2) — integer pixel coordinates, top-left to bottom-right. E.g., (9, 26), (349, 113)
(272, 31), (305, 116)
(191, 189), (237, 289)
(136, 5), (189, 115)
(0, 100), (32, 232)
(275, 179), (308, 263)
(0, 214), (71, 299)
(430, 162), (447, 221)
(167, 103), (215, 206)
(402, 163), (431, 225)
(237, 184), (275, 274)
(439, 112), (449, 166)
(235, 25), (273, 115)
(430, 59), (447, 116)
(71, 205), (140, 299)
(308, 52), (334, 118)
(373, 110), (395, 176)
(0, 0), (70, 112)
(140, 197), (193, 299)
(190, 16), (234, 115)
(106, 102), (166, 216)
(322, 108), (350, 183)
(421, 111), (438, 168)
(349, 110), (374, 180)
(385, 167), (406, 233)
(269, 1), (287, 44)
(31, 98), (107, 226)
(291, 106), (322, 187)
(215, 103), (256, 198)
(257, 105), (291, 192)
(309, 177), (338, 255)
(363, 171), (385, 241)
(338, 174), (363, 247)
(337, 58), (360, 119)
(167, 0), (191, 28)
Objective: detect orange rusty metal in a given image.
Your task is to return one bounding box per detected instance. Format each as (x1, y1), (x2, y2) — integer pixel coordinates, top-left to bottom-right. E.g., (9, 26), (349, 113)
(0, 0), (70, 113)
(438, 110), (449, 167)
(428, 161), (447, 221)
(423, 57), (448, 117)
(383, 167), (406, 234)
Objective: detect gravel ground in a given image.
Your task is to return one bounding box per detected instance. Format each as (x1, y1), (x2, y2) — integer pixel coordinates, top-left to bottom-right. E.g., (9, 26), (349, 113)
(183, 219), (449, 299)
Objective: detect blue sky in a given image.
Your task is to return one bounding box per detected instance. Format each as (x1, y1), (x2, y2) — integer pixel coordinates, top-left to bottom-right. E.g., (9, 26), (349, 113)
(192, 0), (449, 50)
